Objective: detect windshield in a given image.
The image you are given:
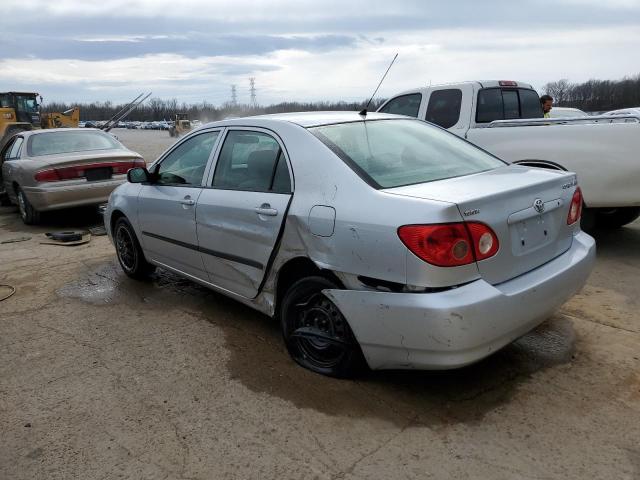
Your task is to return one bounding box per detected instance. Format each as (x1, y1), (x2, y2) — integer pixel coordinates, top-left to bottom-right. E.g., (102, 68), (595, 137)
(15, 95), (39, 113)
(28, 131), (124, 156)
(310, 119), (505, 188)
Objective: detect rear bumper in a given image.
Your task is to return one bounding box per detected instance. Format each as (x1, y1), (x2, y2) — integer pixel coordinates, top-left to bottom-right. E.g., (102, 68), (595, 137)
(325, 231), (596, 370)
(23, 179), (125, 211)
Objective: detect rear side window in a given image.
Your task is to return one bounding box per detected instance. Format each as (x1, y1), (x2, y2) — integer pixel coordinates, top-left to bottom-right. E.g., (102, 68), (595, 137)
(425, 89), (462, 128)
(476, 88), (543, 123)
(212, 130), (291, 193)
(379, 93), (422, 117)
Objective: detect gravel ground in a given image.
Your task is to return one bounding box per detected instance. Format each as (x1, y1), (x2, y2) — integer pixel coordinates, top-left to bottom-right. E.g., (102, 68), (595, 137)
(0, 130), (639, 479)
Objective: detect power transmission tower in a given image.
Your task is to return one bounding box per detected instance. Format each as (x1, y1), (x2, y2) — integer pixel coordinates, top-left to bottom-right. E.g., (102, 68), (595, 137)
(231, 84), (237, 105)
(249, 77), (257, 107)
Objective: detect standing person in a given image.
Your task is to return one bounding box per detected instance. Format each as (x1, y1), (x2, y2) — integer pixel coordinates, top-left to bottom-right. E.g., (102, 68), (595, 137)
(540, 94), (553, 118)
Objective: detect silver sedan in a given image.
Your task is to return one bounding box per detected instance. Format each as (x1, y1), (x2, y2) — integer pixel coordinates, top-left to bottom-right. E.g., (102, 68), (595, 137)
(1, 128), (144, 224)
(104, 112), (595, 377)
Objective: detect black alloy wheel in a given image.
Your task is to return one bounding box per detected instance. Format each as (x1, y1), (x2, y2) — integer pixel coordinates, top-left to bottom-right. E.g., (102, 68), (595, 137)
(114, 217), (155, 279)
(280, 276), (365, 378)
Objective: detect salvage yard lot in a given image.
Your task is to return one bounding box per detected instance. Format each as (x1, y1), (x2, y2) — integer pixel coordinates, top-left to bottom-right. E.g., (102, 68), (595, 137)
(1, 129), (639, 479)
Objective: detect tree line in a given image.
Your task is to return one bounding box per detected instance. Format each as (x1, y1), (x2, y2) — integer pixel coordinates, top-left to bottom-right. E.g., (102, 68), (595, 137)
(544, 74), (640, 112)
(41, 97), (383, 122)
(41, 73), (639, 120)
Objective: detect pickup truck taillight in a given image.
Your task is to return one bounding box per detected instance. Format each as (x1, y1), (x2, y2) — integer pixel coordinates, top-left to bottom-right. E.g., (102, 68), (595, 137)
(567, 187), (583, 225)
(398, 222), (499, 267)
(34, 159), (146, 182)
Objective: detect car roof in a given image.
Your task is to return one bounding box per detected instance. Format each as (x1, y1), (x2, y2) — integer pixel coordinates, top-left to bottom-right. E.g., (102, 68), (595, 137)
(379, 80), (536, 99)
(201, 111), (403, 129)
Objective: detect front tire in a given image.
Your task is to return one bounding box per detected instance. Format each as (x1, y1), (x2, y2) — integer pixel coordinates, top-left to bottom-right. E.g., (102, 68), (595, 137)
(114, 217), (156, 279)
(280, 276), (365, 378)
(16, 187), (40, 225)
(596, 207), (640, 229)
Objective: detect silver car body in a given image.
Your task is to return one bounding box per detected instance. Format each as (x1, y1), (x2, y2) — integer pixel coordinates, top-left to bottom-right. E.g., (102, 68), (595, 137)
(105, 112), (595, 370)
(1, 128), (143, 211)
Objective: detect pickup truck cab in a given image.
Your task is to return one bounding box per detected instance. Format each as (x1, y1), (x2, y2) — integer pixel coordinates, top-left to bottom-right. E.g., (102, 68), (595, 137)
(378, 80), (640, 228)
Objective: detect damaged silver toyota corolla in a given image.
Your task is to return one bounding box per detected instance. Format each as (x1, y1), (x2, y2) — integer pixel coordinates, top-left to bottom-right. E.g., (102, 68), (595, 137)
(105, 112), (595, 377)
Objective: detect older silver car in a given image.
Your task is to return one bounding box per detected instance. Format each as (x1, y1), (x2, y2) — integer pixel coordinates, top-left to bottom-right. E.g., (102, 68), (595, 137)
(1, 128), (144, 224)
(104, 112), (595, 377)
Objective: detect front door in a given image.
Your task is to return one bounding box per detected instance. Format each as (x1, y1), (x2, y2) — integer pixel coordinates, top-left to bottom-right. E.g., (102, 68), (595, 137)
(196, 129), (293, 297)
(138, 130), (220, 280)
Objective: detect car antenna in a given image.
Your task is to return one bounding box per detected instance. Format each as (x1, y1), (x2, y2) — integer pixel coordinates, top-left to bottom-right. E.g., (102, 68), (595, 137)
(359, 53), (398, 117)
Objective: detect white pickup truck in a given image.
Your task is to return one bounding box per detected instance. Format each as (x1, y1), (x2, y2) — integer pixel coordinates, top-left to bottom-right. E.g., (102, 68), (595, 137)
(378, 80), (640, 228)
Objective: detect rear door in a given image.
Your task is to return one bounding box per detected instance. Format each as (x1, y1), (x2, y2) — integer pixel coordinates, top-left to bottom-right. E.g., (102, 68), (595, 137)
(137, 129), (221, 280)
(196, 128), (293, 298)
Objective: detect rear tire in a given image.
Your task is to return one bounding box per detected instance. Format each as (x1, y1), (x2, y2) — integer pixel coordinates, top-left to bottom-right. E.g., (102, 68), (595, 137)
(280, 276), (366, 378)
(596, 207), (640, 229)
(114, 217), (156, 279)
(16, 187), (40, 225)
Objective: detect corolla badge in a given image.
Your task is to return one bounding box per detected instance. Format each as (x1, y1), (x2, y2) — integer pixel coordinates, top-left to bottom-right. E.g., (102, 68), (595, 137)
(533, 198), (545, 214)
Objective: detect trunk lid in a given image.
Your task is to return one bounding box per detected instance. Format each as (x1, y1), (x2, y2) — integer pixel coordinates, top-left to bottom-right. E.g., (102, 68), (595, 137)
(386, 165), (578, 284)
(37, 150), (144, 182)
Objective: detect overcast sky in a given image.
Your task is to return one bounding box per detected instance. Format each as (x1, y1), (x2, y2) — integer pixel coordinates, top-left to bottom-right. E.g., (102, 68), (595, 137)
(1, 0), (639, 106)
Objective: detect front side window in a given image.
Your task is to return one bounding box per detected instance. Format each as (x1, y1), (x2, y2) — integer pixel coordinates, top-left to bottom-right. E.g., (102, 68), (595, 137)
(425, 89), (462, 128)
(378, 93), (422, 117)
(156, 131), (219, 186)
(311, 119), (505, 189)
(212, 130), (291, 193)
(28, 131), (123, 156)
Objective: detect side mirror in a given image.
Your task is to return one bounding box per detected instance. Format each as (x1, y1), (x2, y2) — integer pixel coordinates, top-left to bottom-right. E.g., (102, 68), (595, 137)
(127, 167), (150, 183)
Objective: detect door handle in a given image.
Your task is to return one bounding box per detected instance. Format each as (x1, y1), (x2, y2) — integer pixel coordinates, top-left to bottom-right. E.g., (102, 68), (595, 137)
(181, 196), (195, 206)
(254, 203), (278, 216)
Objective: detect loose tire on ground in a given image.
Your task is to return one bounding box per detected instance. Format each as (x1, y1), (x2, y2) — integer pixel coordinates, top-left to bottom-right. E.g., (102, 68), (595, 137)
(596, 207), (640, 229)
(114, 217), (156, 279)
(280, 276), (366, 378)
(16, 187), (40, 225)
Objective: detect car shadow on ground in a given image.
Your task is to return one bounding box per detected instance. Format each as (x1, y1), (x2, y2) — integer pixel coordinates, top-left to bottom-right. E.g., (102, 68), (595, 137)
(1, 205), (104, 234)
(59, 258), (578, 428)
(46, 218), (640, 426)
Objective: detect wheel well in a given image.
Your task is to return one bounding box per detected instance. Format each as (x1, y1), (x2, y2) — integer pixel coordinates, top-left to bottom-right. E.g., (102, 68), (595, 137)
(12, 181), (20, 194)
(513, 159), (567, 171)
(274, 257), (343, 316)
(110, 210), (126, 235)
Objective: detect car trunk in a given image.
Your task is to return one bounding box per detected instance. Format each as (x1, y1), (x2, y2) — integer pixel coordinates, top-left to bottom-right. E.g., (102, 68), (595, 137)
(38, 151), (143, 182)
(386, 165), (577, 285)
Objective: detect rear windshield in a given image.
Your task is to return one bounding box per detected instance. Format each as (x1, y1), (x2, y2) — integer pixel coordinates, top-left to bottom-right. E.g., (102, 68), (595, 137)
(28, 131), (123, 156)
(310, 119), (505, 189)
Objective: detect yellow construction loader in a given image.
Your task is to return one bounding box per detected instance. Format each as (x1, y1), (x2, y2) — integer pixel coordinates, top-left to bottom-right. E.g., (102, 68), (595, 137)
(0, 91), (79, 148)
(169, 113), (192, 137)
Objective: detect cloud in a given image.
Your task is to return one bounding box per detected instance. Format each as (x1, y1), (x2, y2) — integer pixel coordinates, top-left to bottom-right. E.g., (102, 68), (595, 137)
(0, 0), (638, 104)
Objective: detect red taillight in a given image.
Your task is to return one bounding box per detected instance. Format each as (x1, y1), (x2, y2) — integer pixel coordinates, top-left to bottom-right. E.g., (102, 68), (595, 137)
(112, 158), (146, 174)
(466, 222), (499, 261)
(499, 80), (518, 87)
(34, 159), (145, 182)
(567, 187), (583, 225)
(398, 222), (499, 267)
(34, 169), (61, 182)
